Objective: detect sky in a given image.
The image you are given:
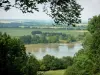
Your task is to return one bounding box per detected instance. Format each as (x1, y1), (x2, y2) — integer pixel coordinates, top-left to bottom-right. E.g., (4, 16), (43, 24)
(0, 0), (100, 22)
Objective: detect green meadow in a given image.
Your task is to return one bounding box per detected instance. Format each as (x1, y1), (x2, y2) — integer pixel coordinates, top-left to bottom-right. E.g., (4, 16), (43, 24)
(0, 28), (88, 37)
(44, 70), (65, 75)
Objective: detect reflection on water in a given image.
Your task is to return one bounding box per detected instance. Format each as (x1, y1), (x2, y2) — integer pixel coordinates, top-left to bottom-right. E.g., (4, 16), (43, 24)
(25, 43), (83, 59)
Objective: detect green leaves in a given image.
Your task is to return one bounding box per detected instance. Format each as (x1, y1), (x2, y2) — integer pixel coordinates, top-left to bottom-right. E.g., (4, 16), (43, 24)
(21, 55), (40, 75)
(0, 32), (40, 75)
(40, 55), (73, 71)
(88, 15), (100, 34)
(47, 0), (83, 25)
(0, 32), (26, 75)
(64, 15), (100, 75)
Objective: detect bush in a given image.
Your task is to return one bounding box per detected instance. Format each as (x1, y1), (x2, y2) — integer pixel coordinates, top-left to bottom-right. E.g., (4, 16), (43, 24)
(39, 55), (73, 71)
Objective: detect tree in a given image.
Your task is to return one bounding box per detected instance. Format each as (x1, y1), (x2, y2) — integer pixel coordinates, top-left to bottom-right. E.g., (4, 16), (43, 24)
(0, 32), (26, 75)
(67, 35), (76, 43)
(87, 15), (100, 74)
(42, 55), (55, 70)
(21, 54), (40, 75)
(62, 56), (73, 68)
(64, 65), (79, 75)
(0, 32), (40, 75)
(40, 55), (73, 71)
(0, 0), (83, 25)
(64, 15), (100, 75)
(32, 35), (40, 44)
(39, 34), (48, 43)
(20, 35), (32, 44)
(48, 36), (59, 43)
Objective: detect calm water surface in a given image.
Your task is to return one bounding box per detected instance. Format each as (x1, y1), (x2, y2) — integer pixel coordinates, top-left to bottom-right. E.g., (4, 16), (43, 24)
(25, 43), (83, 59)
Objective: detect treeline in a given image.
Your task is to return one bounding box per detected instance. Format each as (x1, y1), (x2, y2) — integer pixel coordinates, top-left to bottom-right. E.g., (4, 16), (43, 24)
(20, 34), (59, 44)
(20, 31), (86, 44)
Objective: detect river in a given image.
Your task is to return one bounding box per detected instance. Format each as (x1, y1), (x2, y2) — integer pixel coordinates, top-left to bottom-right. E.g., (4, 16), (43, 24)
(25, 43), (83, 59)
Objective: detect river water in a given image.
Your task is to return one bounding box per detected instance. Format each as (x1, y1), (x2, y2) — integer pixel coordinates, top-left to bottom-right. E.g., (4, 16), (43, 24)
(25, 43), (83, 59)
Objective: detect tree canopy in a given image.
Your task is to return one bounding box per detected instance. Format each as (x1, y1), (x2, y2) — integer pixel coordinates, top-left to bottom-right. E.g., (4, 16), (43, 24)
(0, 32), (40, 75)
(0, 32), (26, 75)
(0, 0), (83, 25)
(64, 15), (100, 75)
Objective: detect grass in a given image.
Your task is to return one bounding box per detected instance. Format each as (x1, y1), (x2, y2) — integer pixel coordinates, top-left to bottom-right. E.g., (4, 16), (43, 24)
(0, 28), (88, 37)
(43, 70), (65, 75)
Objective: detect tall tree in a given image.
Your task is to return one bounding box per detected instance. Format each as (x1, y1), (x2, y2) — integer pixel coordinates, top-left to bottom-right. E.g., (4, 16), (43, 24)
(21, 55), (40, 75)
(64, 15), (100, 75)
(87, 15), (100, 74)
(0, 32), (40, 75)
(0, 32), (26, 75)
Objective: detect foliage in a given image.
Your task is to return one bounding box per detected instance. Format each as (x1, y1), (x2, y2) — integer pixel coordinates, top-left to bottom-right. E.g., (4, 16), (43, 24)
(20, 35), (32, 44)
(39, 55), (73, 71)
(0, 32), (26, 75)
(67, 35), (76, 43)
(88, 15), (100, 34)
(32, 35), (40, 44)
(0, 32), (40, 75)
(20, 31), (79, 44)
(64, 15), (100, 75)
(64, 65), (79, 75)
(76, 32), (87, 41)
(61, 56), (73, 69)
(0, 0), (83, 25)
(48, 35), (59, 43)
(65, 49), (94, 75)
(21, 54), (40, 75)
(87, 15), (100, 74)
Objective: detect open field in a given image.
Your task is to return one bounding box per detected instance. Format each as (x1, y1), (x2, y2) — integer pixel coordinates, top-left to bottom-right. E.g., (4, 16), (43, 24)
(44, 70), (65, 75)
(0, 28), (88, 37)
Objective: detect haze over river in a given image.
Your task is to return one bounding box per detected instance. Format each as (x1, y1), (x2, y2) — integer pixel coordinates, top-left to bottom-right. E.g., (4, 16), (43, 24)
(25, 43), (83, 59)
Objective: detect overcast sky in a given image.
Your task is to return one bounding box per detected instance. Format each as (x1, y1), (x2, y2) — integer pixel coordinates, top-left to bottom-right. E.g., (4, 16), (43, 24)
(0, 0), (100, 22)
